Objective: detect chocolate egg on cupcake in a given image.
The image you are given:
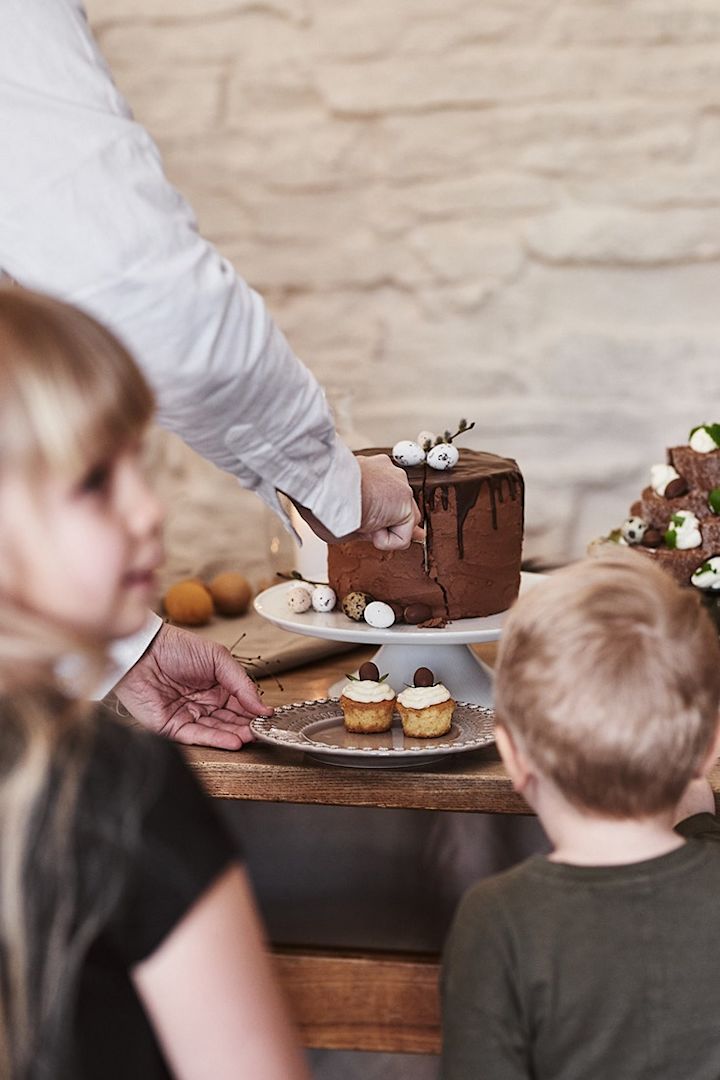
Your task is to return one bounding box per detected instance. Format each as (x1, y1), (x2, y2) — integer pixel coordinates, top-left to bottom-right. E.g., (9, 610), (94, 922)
(339, 662), (396, 733)
(396, 667), (455, 738)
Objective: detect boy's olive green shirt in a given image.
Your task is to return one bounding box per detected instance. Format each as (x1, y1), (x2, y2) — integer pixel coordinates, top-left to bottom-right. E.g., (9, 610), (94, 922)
(441, 814), (720, 1080)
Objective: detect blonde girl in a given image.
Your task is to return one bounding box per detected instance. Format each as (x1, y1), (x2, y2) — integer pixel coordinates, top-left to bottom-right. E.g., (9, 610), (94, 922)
(0, 288), (308, 1080)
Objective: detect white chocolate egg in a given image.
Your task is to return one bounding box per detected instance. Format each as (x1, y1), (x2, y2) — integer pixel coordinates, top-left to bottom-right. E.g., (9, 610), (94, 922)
(287, 585), (313, 613)
(621, 516), (647, 544)
(416, 430), (436, 449)
(426, 443), (459, 470)
(392, 440), (426, 467)
(689, 426), (720, 453)
(692, 556), (720, 591)
(311, 584), (337, 612)
(363, 600), (396, 628)
(649, 464), (679, 496)
(666, 510), (702, 550)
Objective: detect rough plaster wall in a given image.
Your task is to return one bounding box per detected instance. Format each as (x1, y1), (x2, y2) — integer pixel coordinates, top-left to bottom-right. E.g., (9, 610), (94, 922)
(85, 0), (720, 574)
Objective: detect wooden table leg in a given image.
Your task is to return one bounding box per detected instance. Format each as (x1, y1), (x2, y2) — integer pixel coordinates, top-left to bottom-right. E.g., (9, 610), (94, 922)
(272, 945), (441, 1055)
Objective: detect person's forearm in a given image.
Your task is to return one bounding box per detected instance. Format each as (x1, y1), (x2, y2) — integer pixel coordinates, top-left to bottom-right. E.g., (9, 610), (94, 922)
(0, 0), (361, 539)
(133, 865), (310, 1080)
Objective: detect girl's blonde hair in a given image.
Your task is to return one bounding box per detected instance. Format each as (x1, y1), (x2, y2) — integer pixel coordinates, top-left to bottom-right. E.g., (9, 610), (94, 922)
(495, 550), (720, 818)
(0, 287), (155, 1075)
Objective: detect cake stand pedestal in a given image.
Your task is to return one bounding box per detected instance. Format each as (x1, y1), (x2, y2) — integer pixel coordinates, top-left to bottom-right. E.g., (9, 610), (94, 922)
(253, 573), (541, 706)
(341, 641), (494, 705)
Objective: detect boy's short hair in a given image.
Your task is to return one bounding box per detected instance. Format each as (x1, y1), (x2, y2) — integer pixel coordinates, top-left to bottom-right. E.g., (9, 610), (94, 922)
(494, 550), (720, 817)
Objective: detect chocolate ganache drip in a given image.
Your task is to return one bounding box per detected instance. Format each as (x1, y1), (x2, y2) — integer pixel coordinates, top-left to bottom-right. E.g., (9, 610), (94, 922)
(331, 446), (525, 622)
(422, 454), (523, 560)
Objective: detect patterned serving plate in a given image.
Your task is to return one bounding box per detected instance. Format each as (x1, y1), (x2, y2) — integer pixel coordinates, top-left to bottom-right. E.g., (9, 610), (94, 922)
(250, 698), (496, 768)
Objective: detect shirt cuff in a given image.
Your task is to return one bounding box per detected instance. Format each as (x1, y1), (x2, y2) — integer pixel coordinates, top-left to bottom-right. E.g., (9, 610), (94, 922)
(248, 438), (362, 540)
(96, 612), (164, 699)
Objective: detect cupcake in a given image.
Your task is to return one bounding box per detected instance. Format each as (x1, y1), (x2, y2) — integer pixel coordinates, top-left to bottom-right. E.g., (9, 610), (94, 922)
(396, 667), (455, 738)
(339, 662), (396, 733)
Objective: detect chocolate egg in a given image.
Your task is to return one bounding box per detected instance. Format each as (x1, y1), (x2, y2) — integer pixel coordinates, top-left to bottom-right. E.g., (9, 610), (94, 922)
(363, 601), (396, 628)
(311, 585), (337, 612)
(413, 667), (435, 687)
(287, 585), (313, 613)
(642, 528), (663, 548)
(342, 590), (373, 621)
(404, 602), (432, 625)
(358, 661), (380, 681)
(392, 440), (426, 467)
(620, 516), (647, 545)
(426, 443), (459, 471)
(664, 476), (688, 499)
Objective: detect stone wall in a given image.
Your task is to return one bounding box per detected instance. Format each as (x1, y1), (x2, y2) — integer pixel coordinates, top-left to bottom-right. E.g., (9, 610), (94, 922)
(86, 0), (720, 572)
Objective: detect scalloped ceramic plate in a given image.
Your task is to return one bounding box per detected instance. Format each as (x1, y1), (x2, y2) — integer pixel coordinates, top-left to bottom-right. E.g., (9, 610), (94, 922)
(250, 698), (495, 768)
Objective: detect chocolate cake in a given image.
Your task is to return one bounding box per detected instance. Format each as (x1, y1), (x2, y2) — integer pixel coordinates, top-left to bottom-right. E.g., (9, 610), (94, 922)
(601, 425), (720, 589)
(328, 447), (524, 621)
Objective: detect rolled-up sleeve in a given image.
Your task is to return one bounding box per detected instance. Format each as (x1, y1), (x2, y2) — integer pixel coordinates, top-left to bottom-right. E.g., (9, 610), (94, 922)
(0, 0), (361, 538)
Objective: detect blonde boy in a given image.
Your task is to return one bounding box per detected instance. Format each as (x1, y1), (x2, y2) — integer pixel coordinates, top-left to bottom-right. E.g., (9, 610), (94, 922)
(441, 551), (720, 1080)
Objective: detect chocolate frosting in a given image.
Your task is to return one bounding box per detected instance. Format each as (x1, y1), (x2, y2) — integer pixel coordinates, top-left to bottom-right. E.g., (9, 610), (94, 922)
(329, 447), (524, 620)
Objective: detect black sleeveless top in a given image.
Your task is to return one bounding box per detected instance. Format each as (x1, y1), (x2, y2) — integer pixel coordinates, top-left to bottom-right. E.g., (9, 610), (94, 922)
(67, 716), (236, 1078)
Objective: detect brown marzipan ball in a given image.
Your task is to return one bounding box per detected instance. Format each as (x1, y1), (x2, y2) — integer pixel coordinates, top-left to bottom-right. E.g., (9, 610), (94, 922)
(208, 572), (253, 616)
(164, 580), (215, 626)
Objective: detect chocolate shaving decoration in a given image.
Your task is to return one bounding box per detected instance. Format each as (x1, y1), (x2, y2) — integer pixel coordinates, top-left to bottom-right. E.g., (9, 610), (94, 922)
(414, 666), (435, 687)
(358, 661), (380, 681)
(664, 476), (688, 499)
(642, 528), (663, 548)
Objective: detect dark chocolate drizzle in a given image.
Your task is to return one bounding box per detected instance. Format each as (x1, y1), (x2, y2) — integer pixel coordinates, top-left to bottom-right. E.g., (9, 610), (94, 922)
(355, 447), (523, 616)
(418, 456), (523, 559)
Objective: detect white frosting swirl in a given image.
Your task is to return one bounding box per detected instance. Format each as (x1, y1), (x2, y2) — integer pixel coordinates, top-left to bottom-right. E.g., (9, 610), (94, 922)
(650, 464), (679, 496)
(667, 510), (702, 550)
(340, 680), (395, 703)
(689, 427), (719, 453)
(397, 684), (451, 708)
(692, 557), (720, 591)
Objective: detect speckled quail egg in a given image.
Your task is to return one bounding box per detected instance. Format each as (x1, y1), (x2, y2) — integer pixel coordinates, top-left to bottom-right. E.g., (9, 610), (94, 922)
(287, 585), (313, 613)
(392, 440), (426, 467)
(363, 600), (396, 629)
(426, 443), (459, 470)
(311, 584), (337, 612)
(342, 591), (373, 621)
(621, 516), (648, 545)
(416, 430), (436, 450)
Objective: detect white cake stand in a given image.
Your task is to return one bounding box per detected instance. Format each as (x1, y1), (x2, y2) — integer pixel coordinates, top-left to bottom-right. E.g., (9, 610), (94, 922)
(253, 572), (543, 705)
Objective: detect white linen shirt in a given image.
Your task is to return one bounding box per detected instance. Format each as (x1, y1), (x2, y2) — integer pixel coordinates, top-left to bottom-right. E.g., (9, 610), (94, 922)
(0, 0), (362, 690)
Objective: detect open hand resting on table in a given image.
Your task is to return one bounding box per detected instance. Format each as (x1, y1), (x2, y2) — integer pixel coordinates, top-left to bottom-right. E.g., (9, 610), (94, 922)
(115, 624), (272, 749)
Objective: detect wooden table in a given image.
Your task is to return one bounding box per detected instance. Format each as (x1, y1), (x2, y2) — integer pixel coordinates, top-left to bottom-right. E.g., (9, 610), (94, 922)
(185, 642), (526, 815)
(183, 642), (720, 1055)
(181, 642), (517, 1055)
